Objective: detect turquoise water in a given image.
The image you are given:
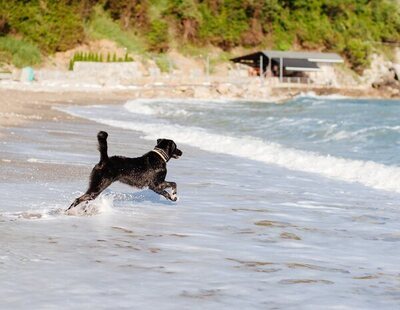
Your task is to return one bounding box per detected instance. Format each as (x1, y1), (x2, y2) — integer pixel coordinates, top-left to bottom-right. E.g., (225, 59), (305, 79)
(124, 95), (400, 165)
(60, 95), (400, 193)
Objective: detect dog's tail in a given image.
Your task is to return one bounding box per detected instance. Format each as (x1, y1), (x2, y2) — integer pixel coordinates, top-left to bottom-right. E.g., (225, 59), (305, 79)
(97, 131), (109, 162)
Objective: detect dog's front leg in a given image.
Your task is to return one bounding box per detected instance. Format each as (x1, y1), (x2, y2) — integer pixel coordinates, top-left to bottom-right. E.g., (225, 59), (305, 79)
(150, 181), (177, 201)
(167, 181), (178, 201)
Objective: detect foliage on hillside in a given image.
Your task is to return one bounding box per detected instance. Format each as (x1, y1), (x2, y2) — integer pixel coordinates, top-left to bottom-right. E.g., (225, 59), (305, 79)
(0, 36), (41, 68)
(1, 0), (399, 72)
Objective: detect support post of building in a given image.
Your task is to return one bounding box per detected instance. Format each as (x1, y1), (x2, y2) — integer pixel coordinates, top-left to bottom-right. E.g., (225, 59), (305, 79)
(279, 57), (283, 83)
(268, 57), (271, 82)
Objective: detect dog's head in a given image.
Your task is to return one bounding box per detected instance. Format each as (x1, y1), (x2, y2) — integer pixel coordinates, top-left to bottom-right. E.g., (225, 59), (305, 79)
(156, 139), (182, 159)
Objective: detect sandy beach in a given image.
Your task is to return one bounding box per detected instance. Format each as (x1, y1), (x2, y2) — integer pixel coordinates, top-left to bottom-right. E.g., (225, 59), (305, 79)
(0, 89), (141, 186)
(0, 89), (137, 128)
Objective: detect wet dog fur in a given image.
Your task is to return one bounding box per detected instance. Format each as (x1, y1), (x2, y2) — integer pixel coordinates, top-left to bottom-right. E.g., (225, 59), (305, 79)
(67, 131), (182, 210)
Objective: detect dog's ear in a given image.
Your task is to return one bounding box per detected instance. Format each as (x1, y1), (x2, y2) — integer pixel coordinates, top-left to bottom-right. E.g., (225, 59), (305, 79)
(157, 139), (162, 145)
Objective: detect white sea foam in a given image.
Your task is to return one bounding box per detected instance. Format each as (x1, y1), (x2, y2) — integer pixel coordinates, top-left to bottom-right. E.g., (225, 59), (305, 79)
(1, 194), (115, 220)
(57, 99), (400, 193)
(65, 194), (115, 216)
(70, 113), (400, 193)
(124, 98), (237, 117)
(322, 125), (400, 142)
(125, 100), (192, 117)
(295, 91), (349, 100)
(27, 157), (88, 166)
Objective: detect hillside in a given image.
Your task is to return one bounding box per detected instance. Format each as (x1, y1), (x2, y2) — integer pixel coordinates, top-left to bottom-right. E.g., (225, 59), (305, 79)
(0, 0), (400, 73)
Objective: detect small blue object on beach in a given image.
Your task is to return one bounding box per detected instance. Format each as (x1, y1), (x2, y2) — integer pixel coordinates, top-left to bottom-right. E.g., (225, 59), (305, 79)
(21, 67), (35, 82)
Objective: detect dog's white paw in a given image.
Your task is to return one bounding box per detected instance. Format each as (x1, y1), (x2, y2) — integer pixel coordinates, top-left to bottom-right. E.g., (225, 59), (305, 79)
(171, 193), (178, 201)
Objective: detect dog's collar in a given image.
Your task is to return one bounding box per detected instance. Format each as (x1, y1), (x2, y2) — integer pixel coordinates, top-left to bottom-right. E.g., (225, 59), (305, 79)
(151, 147), (169, 162)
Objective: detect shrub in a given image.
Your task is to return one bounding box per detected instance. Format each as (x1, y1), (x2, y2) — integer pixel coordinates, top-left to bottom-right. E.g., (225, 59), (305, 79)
(0, 15), (10, 36)
(0, 36), (41, 68)
(68, 50), (133, 70)
(1, 0), (400, 73)
(85, 6), (146, 54)
(147, 20), (169, 52)
(166, 0), (202, 41)
(344, 39), (371, 73)
(2, 1), (84, 53)
(154, 54), (172, 73)
(198, 1), (248, 50)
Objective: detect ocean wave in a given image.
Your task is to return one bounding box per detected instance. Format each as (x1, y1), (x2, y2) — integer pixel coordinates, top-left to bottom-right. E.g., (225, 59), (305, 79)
(84, 116), (400, 193)
(58, 100), (400, 193)
(295, 91), (349, 100)
(125, 99), (192, 117)
(322, 125), (400, 142)
(124, 98), (248, 118)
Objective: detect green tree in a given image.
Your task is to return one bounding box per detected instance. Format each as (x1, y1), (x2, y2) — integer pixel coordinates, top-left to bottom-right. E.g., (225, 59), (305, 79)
(166, 0), (202, 42)
(1, 0), (399, 73)
(147, 20), (169, 52)
(1, 1), (84, 53)
(344, 39), (371, 73)
(68, 58), (74, 70)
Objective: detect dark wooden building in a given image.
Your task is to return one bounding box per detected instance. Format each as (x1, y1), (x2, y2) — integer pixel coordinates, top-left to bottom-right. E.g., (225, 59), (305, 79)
(231, 50), (343, 81)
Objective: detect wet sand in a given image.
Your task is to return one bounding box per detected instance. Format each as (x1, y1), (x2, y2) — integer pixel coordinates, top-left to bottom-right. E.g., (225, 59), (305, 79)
(0, 89), (139, 185)
(0, 89), (139, 129)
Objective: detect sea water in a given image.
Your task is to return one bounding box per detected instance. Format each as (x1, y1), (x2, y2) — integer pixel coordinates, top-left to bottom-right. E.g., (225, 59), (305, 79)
(1, 94), (400, 309)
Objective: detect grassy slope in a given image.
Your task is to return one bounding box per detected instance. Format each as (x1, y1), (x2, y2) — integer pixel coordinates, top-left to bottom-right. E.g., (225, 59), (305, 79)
(85, 7), (146, 54)
(0, 37), (41, 69)
(0, 1), (399, 73)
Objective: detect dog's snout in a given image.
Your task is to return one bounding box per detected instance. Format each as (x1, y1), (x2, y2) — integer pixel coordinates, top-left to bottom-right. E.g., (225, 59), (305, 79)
(172, 148), (182, 159)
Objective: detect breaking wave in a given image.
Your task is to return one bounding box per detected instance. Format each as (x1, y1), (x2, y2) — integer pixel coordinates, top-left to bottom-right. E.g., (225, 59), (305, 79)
(90, 117), (400, 193)
(294, 91), (349, 100)
(58, 100), (400, 193)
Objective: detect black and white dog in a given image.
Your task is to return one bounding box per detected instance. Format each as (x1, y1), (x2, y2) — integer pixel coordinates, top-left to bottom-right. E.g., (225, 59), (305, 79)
(67, 131), (182, 210)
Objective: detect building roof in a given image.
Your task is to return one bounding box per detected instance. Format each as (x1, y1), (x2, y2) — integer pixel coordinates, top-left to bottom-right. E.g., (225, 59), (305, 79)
(230, 52), (264, 65)
(282, 58), (320, 71)
(262, 50), (343, 63)
(230, 50), (344, 68)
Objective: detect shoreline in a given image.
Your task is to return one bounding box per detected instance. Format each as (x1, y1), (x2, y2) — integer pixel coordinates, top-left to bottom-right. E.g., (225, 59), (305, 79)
(0, 89), (137, 130)
(0, 84), (399, 132)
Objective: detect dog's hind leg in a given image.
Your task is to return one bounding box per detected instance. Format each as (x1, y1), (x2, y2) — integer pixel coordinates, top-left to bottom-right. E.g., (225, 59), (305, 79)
(67, 178), (113, 211)
(150, 181), (178, 201)
(67, 192), (98, 210)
